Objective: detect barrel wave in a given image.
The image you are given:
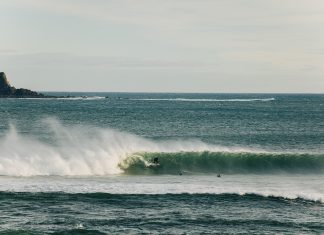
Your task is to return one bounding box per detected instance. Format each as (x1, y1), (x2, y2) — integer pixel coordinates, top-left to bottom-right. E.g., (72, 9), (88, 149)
(120, 152), (324, 175)
(0, 118), (323, 176)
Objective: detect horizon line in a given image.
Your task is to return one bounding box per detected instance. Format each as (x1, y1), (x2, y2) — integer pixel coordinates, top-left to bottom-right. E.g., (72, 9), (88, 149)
(39, 91), (324, 95)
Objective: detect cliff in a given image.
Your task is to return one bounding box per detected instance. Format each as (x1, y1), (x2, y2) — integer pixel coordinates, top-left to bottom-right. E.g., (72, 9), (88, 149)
(0, 72), (46, 98)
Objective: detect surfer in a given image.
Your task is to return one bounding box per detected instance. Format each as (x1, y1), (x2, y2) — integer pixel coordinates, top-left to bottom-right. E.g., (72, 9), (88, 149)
(217, 174), (221, 178)
(152, 157), (159, 165)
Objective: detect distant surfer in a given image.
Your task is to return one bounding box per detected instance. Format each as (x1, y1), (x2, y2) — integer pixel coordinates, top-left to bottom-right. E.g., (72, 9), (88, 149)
(151, 157), (160, 165)
(217, 174), (221, 178)
(146, 157), (160, 168)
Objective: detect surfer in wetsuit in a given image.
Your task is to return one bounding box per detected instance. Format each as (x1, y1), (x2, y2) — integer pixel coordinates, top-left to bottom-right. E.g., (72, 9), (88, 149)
(152, 157), (159, 165)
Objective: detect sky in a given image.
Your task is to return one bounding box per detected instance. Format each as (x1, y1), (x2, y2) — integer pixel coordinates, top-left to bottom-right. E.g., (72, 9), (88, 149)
(0, 0), (324, 93)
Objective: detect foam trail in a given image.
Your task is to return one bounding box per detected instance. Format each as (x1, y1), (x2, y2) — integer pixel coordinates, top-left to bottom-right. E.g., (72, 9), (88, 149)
(0, 175), (323, 202)
(56, 96), (106, 100)
(20, 96), (106, 100)
(129, 98), (275, 102)
(0, 119), (250, 176)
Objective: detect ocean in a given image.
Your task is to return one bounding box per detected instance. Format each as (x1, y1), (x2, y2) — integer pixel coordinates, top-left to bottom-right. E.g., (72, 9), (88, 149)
(0, 93), (323, 234)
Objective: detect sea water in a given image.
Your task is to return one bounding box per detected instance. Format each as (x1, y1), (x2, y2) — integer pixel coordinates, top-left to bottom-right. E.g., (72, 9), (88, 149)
(0, 93), (323, 234)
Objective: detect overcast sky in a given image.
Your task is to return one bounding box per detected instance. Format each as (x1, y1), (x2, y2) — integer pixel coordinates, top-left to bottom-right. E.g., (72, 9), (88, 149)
(1, 0), (324, 92)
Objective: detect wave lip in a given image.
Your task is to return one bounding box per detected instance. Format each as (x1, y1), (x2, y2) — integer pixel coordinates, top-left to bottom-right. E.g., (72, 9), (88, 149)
(129, 98), (275, 102)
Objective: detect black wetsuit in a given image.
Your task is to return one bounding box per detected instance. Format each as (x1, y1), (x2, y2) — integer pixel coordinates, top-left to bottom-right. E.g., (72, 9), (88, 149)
(153, 157), (159, 164)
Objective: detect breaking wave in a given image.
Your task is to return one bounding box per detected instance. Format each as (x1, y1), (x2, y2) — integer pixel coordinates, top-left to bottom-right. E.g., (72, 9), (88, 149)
(0, 191), (321, 203)
(56, 96), (106, 100)
(0, 119), (322, 176)
(129, 98), (275, 102)
(121, 152), (324, 175)
(19, 96), (106, 100)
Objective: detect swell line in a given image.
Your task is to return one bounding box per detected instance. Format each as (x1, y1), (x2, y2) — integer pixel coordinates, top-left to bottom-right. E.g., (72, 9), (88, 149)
(0, 191), (321, 203)
(129, 98), (275, 102)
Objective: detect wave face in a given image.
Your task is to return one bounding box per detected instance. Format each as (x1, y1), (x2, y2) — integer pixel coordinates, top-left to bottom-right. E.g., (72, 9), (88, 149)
(0, 119), (322, 176)
(129, 98), (275, 102)
(120, 152), (324, 175)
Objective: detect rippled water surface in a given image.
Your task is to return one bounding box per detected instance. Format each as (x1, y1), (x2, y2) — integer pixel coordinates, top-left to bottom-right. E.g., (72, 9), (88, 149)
(0, 93), (323, 234)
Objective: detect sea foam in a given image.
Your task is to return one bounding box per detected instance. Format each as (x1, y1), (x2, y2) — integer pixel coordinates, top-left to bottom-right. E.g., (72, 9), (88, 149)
(0, 118), (249, 176)
(129, 98), (275, 102)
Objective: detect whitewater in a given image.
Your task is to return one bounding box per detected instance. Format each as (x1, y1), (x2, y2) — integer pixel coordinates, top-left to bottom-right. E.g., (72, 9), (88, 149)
(0, 118), (253, 176)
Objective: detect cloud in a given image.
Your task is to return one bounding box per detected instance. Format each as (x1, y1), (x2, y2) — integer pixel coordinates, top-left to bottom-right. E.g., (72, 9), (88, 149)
(0, 53), (211, 70)
(1, 0), (324, 92)
(0, 49), (18, 54)
(3, 0), (324, 51)
(4, 1), (324, 27)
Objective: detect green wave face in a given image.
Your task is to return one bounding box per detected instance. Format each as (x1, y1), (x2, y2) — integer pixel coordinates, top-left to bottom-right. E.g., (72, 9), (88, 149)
(119, 152), (324, 175)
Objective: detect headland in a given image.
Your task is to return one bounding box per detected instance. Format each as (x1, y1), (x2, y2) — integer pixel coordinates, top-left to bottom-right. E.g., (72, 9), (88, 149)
(0, 72), (48, 98)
